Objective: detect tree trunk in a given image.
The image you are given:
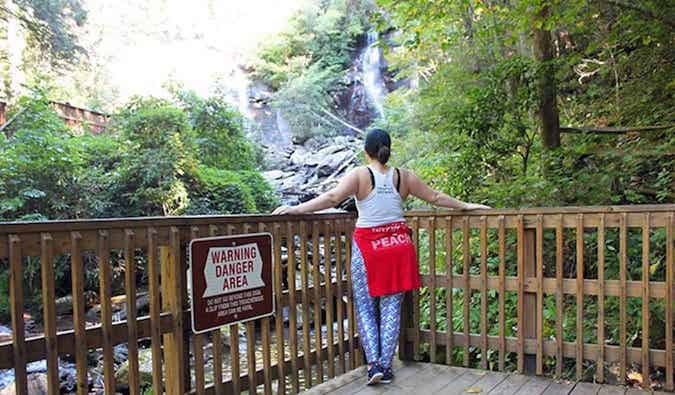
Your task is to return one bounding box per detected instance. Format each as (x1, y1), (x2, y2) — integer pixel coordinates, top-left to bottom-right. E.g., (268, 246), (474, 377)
(533, 5), (560, 149)
(463, 3), (480, 73)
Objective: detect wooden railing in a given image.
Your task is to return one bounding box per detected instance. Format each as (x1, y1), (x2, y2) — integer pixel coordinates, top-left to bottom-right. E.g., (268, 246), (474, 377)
(0, 213), (362, 395)
(1, 205), (673, 394)
(399, 205), (675, 390)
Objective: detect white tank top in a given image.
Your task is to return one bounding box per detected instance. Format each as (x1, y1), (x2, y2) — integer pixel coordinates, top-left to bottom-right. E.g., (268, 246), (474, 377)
(355, 165), (405, 228)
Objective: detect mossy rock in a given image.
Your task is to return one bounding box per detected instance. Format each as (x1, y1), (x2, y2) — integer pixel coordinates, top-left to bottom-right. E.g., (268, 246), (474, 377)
(115, 348), (154, 389)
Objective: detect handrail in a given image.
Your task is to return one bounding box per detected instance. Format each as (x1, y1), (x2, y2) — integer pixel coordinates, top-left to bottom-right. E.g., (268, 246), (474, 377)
(1, 204), (672, 233)
(0, 205), (673, 393)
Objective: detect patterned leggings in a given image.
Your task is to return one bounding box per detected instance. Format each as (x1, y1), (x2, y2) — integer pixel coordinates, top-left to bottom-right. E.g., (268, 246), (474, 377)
(351, 240), (404, 368)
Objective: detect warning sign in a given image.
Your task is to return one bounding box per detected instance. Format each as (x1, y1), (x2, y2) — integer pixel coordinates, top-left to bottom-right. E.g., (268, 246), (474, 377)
(189, 233), (274, 333)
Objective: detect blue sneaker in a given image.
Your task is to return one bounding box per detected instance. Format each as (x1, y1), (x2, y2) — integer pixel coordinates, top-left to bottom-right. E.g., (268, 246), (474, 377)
(380, 366), (394, 384)
(367, 364), (384, 385)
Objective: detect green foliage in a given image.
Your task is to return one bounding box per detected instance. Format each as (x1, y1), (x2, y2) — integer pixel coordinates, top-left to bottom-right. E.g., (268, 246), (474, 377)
(376, 0), (674, 376)
(237, 171), (278, 214)
(109, 97), (197, 216)
(8, 0), (87, 66)
(0, 270), (9, 322)
(253, 0), (372, 141)
(185, 166), (278, 215)
(0, 91), (276, 220)
(0, 93), (83, 220)
(254, 0), (369, 88)
(186, 166), (256, 215)
(175, 90), (259, 170)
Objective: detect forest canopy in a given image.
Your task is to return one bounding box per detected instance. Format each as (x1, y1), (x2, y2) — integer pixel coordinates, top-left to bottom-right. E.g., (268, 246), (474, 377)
(0, 88), (277, 221)
(372, 0), (674, 208)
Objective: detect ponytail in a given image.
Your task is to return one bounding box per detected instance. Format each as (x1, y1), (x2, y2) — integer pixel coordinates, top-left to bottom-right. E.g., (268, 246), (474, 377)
(365, 129), (392, 165)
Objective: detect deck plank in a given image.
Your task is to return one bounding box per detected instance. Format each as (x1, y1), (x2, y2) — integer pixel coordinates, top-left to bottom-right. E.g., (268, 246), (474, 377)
(543, 380), (576, 395)
(488, 374), (531, 395)
(624, 388), (650, 395)
(570, 382), (602, 395)
(514, 376), (553, 395)
(381, 364), (468, 394)
(303, 366), (366, 395)
(299, 363), (641, 395)
(446, 370), (510, 395)
(431, 367), (487, 395)
(351, 362), (433, 395)
(597, 385), (626, 395)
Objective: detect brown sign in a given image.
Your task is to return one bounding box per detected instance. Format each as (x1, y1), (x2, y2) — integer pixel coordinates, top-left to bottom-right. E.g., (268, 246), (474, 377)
(189, 233), (274, 333)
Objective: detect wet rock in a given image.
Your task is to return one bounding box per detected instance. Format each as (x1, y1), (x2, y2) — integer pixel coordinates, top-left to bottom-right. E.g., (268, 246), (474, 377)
(262, 170), (286, 180)
(58, 361), (78, 392)
(303, 136), (330, 151)
(55, 296), (74, 315)
(115, 348), (154, 389)
(113, 344), (128, 364)
(289, 147), (309, 166)
(316, 150), (353, 177)
(0, 373), (48, 395)
(0, 325), (11, 343)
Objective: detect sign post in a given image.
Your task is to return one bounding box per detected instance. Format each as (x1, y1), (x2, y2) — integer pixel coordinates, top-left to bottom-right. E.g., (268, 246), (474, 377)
(189, 233), (275, 334)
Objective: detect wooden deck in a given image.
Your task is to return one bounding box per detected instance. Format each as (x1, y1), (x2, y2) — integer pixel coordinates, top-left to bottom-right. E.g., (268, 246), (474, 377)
(302, 362), (665, 395)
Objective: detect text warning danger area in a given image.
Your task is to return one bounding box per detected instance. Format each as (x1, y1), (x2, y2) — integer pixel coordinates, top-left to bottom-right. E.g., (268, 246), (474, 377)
(190, 233), (274, 333)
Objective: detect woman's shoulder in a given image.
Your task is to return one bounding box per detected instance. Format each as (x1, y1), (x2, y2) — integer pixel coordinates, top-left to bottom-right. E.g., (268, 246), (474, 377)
(396, 167), (413, 178)
(347, 166), (370, 176)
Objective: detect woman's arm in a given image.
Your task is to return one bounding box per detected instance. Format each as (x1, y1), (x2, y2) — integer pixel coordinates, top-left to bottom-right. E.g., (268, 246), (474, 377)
(406, 170), (490, 210)
(272, 169), (360, 215)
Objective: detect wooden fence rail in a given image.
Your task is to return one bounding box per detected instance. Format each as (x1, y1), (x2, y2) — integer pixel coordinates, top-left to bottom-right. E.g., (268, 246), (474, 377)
(0, 205), (673, 394)
(399, 205), (675, 391)
(0, 213), (362, 395)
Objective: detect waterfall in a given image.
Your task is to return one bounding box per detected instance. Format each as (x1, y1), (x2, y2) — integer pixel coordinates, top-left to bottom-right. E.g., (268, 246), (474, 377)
(361, 31), (387, 116)
(275, 110), (293, 147)
(224, 65), (253, 134)
(235, 67), (251, 120)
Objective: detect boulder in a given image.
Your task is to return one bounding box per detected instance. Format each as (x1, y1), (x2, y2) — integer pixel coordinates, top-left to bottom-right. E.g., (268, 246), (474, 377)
(115, 348), (154, 389)
(303, 136), (330, 151)
(316, 150), (354, 177)
(0, 373), (48, 395)
(263, 170), (286, 181)
(316, 144), (347, 157)
(289, 147), (308, 166)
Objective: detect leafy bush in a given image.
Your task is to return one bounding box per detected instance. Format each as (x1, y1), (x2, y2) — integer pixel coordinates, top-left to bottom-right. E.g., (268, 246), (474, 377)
(185, 166), (257, 215)
(238, 171), (279, 213)
(0, 94), (83, 220)
(176, 90), (259, 170)
(108, 97), (197, 216)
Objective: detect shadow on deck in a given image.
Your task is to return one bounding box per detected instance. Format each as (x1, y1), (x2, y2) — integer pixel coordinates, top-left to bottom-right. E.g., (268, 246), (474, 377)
(302, 361), (664, 395)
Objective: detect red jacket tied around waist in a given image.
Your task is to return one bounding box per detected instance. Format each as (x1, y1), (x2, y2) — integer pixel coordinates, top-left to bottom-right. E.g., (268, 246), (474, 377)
(353, 221), (421, 297)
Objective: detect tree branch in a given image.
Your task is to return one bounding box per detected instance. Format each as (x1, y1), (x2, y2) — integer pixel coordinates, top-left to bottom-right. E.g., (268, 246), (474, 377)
(311, 108), (365, 135)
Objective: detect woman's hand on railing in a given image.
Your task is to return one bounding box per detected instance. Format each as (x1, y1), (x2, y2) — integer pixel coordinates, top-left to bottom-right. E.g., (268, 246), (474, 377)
(272, 205), (300, 215)
(461, 203), (491, 210)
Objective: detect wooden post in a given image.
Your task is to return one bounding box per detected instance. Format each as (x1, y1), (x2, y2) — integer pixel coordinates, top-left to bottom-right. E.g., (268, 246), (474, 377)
(9, 235), (27, 395)
(399, 291), (415, 361)
(523, 228), (537, 374)
(162, 227), (186, 395)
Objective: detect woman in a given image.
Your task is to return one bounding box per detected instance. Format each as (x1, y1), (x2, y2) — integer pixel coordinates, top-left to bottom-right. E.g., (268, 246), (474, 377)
(273, 129), (489, 385)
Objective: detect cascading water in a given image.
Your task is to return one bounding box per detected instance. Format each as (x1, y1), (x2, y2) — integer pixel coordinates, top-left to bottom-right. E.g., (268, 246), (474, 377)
(274, 109), (293, 147)
(230, 65), (252, 130)
(361, 31), (387, 116)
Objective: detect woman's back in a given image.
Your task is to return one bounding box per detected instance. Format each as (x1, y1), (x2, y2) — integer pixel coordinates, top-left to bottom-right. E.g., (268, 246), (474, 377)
(355, 165), (404, 228)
